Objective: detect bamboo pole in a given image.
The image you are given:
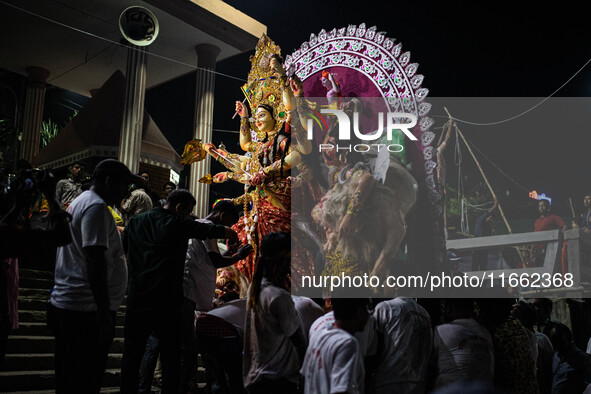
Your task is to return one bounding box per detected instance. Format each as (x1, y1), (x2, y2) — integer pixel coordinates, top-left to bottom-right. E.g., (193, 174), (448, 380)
(569, 197), (576, 218)
(444, 107), (513, 235)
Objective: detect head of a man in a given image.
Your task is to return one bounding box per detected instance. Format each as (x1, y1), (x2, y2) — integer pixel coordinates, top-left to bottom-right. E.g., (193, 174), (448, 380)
(140, 171), (150, 185)
(70, 161), (85, 180)
(164, 189), (196, 217)
(538, 199), (550, 216)
(529, 298), (552, 327)
(584, 193), (591, 209)
(163, 181), (176, 197)
(259, 232), (291, 286)
(511, 301), (537, 331)
(331, 297), (371, 334)
(444, 298), (475, 322)
(208, 200), (239, 226)
(92, 159), (141, 206)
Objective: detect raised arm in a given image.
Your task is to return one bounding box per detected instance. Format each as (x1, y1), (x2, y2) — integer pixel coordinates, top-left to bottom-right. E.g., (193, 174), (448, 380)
(236, 101), (256, 153)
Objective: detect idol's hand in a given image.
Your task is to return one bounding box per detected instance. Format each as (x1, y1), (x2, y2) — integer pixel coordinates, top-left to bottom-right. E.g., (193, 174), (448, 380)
(204, 143), (218, 159)
(212, 172), (228, 183)
(270, 55), (285, 76)
(250, 171), (267, 186)
(235, 101), (248, 118)
(290, 77), (304, 97)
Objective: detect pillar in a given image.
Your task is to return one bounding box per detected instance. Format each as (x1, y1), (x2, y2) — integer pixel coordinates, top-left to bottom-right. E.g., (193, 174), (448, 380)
(20, 67), (50, 162)
(118, 45), (147, 174)
(189, 43), (220, 217)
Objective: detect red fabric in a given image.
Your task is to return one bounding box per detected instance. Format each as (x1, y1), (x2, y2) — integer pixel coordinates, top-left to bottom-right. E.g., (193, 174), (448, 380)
(233, 196), (291, 282)
(534, 214), (566, 232)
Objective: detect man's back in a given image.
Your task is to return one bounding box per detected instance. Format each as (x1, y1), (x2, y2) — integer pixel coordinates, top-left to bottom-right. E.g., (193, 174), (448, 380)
(433, 318), (494, 388)
(301, 324), (364, 394)
(122, 207), (224, 312)
(243, 279), (300, 388)
(552, 344), (591, 394)
(184, 218), (218, 312)
(370, 297), (433, 393)
(51, 190), (127, 312)
(122, 188), (152, 220)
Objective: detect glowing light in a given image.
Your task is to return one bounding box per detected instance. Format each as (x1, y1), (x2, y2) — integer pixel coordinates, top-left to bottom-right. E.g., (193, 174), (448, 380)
(529, 190), (552, 205)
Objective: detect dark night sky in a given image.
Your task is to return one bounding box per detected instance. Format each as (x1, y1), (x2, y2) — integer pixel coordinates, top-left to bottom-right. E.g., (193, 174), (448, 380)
(4, 1), (586, 220)
(202, 0), (591, 220)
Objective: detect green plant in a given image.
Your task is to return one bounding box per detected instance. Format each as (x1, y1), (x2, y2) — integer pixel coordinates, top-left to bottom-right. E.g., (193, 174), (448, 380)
(40, 118), (59, 148)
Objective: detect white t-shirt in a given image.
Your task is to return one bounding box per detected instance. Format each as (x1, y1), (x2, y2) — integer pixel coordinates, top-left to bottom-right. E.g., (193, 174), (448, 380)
(301, 324), (364, 394)
(292, 296), (325, 341)
(524, 327), (539, 375)
(369, 298), (432, 393)
(309, 311), (377, 357)
(207, 298), (247, 338)
(50, 190), (128, 311)
(243, 278), (300, 386)
(433, 318), (495, 389)
(183, 218), (220, 311)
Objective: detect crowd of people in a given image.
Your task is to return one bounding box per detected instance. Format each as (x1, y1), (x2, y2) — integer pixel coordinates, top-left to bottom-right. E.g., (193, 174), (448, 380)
(3, 33), (591, 394)
(25, 157), (591, 394)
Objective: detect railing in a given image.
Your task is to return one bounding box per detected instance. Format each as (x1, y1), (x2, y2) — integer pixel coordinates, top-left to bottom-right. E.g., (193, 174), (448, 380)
(446, 229), (591, 296)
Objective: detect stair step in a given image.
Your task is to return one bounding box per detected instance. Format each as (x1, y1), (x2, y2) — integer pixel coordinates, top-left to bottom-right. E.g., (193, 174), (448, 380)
(15, 322), (125, 337)
(19, 269), (54, 280)
(4, 389), (122, 394)
(17, 298), (126, 313)
(6, 336), (124, 354)
(17, 288), (52, 298)
(18, 310), (126, 325)
(0, 368), (121, 392)
(18, 277), (54, 290)
(18, 298), (50, 311)
(2, 353), (123, 371)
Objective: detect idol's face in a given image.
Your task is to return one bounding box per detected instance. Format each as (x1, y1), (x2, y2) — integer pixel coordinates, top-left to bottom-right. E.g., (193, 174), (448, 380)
(255, 107), (275, 133)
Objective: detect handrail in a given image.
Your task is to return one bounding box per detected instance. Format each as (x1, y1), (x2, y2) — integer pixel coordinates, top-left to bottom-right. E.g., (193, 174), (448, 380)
(446, 230), (561, 251)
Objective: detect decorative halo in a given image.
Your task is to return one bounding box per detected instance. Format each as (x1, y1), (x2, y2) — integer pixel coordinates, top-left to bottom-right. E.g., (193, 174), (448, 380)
(284, 23), (443, 251)
(285, 23), (437, 202)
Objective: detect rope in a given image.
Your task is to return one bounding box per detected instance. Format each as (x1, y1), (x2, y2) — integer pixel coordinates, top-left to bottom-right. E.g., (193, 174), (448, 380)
(462, 198), (494, 211)
(462, 134), (531, 194)
(434, 56), (591, 126)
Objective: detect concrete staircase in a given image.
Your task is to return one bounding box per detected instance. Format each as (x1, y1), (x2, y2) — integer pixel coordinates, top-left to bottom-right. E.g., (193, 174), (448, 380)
(1, 269), (207, 393)
(1, 269), (124, 393)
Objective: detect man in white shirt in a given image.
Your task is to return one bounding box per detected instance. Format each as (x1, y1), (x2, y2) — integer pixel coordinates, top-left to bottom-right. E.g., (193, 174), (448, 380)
(196, 292), (247, 393)
(368, 297), (433, 394)
(301, 298), (370, 394)
(243, 232), (306, 394)
(48, 159), (140, 394)
(180, 200), (252, 392)
(432, 298), (494, 389)
(292, 296), (325, 342)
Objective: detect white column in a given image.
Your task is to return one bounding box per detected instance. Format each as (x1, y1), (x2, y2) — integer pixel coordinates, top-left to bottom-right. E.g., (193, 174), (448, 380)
(20, 67), (50, 162)
(189, 43), (220, 217)
(118, 45), (147, 174)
